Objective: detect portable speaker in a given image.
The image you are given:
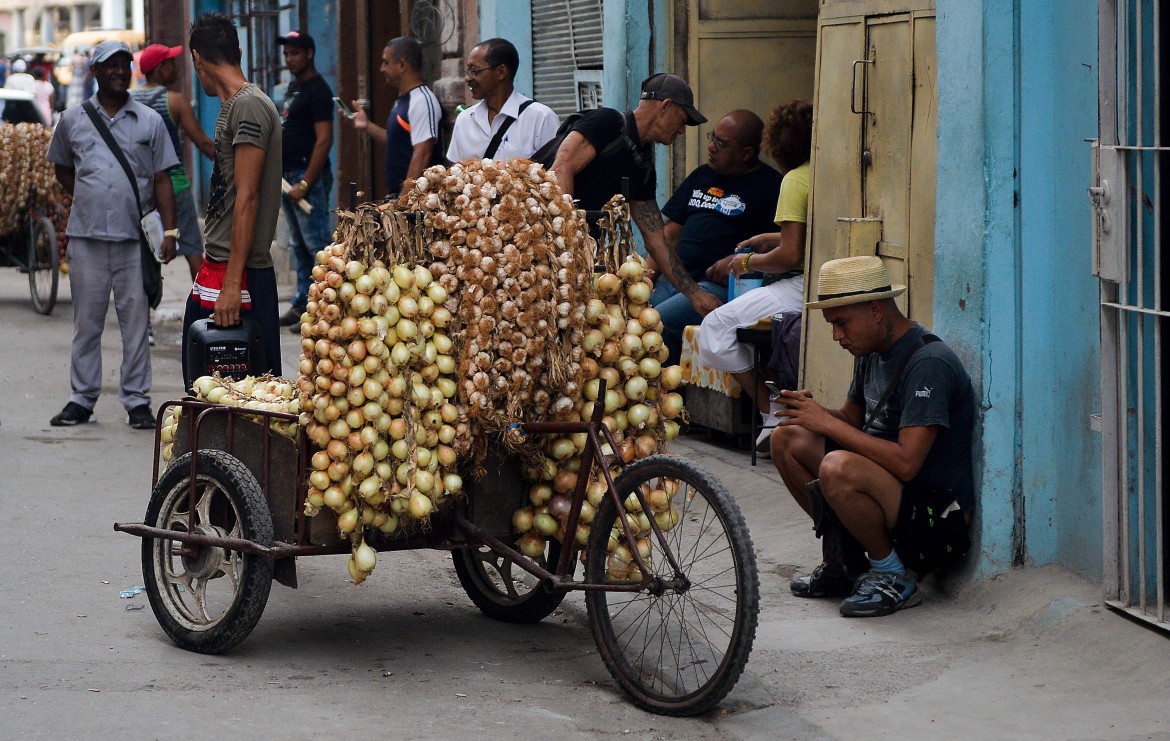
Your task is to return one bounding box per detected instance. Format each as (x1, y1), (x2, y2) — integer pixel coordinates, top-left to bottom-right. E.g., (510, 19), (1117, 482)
(185, 317), (267, 384)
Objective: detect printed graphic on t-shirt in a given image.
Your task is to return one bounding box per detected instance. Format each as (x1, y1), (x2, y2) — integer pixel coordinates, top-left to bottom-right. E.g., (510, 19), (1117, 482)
(687, 187), (748, 217)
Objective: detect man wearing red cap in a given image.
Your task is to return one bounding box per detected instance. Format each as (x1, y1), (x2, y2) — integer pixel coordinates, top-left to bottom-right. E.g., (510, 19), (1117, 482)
(131, 43), (215, 280)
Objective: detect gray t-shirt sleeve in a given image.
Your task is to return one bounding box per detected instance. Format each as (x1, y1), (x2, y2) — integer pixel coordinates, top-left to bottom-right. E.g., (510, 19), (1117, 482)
(47, 114), (73, 166)
(898, 353), (959, 430)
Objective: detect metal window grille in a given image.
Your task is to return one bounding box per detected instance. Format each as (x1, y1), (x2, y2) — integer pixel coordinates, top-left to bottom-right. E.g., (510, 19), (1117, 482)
(1094, 0), (1169, 632)
(230, 0), (290, 96)
(531, 0), (604, 118)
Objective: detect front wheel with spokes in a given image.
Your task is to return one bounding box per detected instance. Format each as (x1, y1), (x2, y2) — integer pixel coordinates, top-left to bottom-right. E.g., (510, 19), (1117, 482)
(584, 455), (759, 716)
(142, 450), (274, 654)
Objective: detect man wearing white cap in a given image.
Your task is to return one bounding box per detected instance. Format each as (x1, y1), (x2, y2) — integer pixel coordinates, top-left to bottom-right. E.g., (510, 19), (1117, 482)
(4, 58), (35, 94)
(770, 256), (975, 617)
(47, 39), (179, 429)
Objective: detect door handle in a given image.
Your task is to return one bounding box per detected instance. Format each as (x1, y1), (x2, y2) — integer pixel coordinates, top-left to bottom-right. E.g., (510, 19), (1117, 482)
(851, 58), (874, 115)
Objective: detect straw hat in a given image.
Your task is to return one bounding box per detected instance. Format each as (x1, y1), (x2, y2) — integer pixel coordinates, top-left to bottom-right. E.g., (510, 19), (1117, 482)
(806, 256), (905, 310)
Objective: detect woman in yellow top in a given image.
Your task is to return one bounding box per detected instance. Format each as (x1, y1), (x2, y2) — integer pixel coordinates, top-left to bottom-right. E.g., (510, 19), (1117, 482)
(697, 99), (812, 442)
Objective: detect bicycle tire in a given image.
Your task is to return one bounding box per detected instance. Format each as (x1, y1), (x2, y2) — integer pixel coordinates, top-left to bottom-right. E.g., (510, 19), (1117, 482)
(584, 455), (758, 715)
(453, 539), (570, 624)
(28, 216), (58, 315)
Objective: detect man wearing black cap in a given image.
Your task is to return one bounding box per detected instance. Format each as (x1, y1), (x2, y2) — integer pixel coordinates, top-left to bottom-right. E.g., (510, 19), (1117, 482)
(550, 73), (716, 315)
(277, 29), (334, 331)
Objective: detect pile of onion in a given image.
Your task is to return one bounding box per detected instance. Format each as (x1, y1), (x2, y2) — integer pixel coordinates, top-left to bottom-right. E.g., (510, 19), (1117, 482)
(0, 123), (64, 239)
(511, 251), (687, 561)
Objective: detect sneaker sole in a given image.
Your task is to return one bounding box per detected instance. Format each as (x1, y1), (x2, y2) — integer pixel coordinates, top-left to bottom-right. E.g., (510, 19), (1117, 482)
(838, 589), (923, 617)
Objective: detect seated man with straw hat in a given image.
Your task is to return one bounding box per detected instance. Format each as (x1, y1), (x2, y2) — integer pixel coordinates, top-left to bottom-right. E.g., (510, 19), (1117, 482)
(770, 256), (976, 617)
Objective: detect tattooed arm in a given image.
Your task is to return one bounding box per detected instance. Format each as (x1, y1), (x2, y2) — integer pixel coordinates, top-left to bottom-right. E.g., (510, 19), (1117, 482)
(632, 199), (722, 317)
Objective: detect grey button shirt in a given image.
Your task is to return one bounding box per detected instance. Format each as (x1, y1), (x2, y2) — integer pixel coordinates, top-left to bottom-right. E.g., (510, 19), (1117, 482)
(48, 95), (178, 242)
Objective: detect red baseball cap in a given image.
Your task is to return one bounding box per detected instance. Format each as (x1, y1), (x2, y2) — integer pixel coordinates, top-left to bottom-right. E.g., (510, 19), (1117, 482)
(139, 44), (184, 75)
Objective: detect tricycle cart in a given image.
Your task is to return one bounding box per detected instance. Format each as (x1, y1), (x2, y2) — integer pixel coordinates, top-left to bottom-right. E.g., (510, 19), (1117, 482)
(115, 377), (759, 716)
(0, 185), (60, 314)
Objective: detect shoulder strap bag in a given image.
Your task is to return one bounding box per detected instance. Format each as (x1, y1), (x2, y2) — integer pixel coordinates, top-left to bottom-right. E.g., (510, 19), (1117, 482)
(483, 99), (534, 159)
(82, 100), (164, 309)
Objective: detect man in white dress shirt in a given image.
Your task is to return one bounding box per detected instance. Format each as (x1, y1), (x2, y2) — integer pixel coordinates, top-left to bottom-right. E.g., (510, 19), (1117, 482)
(446, 37), (559, 163)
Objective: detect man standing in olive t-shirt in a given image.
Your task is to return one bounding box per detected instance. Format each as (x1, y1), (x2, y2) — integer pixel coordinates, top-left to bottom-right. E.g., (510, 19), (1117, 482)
(181, 12), (284, 387)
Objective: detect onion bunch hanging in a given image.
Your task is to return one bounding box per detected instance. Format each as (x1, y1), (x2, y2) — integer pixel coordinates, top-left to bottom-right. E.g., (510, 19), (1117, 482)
(398, 158), (591, 466)
(0, 123), (64, 238)
(294, 239), (466, 584)
(511, 240), (688, 563)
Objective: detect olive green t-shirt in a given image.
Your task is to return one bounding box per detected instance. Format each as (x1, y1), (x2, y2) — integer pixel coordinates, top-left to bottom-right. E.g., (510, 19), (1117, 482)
(203, 83), (282, 269)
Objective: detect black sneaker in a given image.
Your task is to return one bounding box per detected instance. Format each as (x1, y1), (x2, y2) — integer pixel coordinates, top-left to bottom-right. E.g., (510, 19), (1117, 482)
(790, 563), (857, 598)
(838, 570), (923, 617)
(289, 321), (302, 334)
(279, 306), (304, 326)
(50, 401), (94, 426)
(127, 404), (156, 430)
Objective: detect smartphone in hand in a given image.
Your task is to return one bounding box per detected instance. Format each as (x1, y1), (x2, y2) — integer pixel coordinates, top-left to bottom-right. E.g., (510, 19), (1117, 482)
(333, 96), (355, 117)
(764, 381), (786, 399)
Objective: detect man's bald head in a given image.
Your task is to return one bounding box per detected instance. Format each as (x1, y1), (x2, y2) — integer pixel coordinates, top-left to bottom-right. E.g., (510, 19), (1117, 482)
(722, 110), (765, 153)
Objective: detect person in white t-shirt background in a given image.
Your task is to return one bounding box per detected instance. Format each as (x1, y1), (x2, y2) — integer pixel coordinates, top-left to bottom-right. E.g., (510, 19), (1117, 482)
(30, 67), (55, 124)
(446, 37), (559, 163)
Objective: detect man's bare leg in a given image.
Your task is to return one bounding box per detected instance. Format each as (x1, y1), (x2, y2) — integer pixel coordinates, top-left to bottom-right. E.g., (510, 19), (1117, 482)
(769, 424), (824, 518)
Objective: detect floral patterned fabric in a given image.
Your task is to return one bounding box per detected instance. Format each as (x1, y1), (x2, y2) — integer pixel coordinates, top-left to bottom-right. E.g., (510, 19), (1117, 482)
(681, 325), (742, 397)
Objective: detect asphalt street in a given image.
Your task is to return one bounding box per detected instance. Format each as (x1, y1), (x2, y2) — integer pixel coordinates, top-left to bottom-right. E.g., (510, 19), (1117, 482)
(0, 258), (1167, 740)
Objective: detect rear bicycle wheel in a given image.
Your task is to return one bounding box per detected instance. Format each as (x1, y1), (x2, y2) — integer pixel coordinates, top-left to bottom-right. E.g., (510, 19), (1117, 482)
(28, 216), (58, 315)
(584, 455), (758, 716)
(452, 539), (569, 624)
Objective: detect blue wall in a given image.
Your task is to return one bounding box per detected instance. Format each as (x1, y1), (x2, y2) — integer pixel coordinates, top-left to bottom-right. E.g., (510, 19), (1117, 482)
(937, 0), (1101, 578)
(477, 0), (536, 96)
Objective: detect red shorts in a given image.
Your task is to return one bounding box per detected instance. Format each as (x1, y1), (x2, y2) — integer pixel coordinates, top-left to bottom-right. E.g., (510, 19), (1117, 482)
(191, 259), (253, 310)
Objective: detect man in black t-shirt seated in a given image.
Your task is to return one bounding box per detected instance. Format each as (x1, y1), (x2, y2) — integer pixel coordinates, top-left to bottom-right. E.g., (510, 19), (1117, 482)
(649, 109), (782, 365)
(771, 256), (976, 618)
(549, 73), (710, 307)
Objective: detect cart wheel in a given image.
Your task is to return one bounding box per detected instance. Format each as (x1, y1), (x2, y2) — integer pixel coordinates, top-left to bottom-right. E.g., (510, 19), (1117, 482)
(584, 455), (759, 716)
(28, 216), (58, 315)
(142, 450), (274, 654)
(452, 539), (570, 624)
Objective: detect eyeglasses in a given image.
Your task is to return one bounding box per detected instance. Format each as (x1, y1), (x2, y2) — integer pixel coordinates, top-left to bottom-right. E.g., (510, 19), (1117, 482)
(464, 64), (497, 77)
(706, 131), (733, 151)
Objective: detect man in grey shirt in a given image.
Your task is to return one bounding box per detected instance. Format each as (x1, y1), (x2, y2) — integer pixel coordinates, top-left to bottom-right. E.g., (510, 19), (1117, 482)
(47, 40), (179, 429)
(771, 256), (975, 618)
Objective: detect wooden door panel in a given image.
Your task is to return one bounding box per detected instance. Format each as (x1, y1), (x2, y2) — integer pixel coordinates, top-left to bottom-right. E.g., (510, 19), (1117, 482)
(802, 17), (865, 401)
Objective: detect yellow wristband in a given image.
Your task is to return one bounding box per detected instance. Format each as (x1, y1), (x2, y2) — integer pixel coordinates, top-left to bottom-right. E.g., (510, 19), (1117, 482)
(298, 180), (310, 190)
(741, 252), (752, 273)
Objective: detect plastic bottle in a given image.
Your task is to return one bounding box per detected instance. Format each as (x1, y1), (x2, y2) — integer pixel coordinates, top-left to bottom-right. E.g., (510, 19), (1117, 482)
(729, 247), (764, 301)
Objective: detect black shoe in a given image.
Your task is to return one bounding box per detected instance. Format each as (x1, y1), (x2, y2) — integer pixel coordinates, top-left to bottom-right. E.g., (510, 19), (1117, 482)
(50, 401), (93, 426)
(127, 404), (155, 430)
(790, 564), (857, 598)
(289, 321), (302, 334)
(279, 306), (304, 326)
(839, 571), (922, 617)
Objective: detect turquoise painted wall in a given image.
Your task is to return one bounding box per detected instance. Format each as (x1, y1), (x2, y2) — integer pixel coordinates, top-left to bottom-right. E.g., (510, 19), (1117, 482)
(476, 0), (535, 96)
(936, 0), (1101, 578)
(1017, 1), (1099, 576)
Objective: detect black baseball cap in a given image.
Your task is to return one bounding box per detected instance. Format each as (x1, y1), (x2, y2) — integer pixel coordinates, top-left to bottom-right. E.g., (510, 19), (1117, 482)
(640, 73), (706, 126)
(277, 30), (315, 52)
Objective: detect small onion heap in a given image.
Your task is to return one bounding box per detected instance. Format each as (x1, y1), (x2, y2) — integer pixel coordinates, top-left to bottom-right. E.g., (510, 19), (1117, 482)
(295, 241), (466, 584)
(158, 374), (300, 463)
(512, 250), (689, 565)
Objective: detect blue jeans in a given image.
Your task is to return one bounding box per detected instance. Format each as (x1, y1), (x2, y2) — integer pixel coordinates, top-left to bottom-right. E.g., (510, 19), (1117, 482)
(650, 278), (728, 367)
(282, 168), (333, 310)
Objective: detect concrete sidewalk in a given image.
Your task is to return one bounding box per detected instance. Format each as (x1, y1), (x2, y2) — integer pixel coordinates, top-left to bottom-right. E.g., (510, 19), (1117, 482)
(4, 259), (1168, 739)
